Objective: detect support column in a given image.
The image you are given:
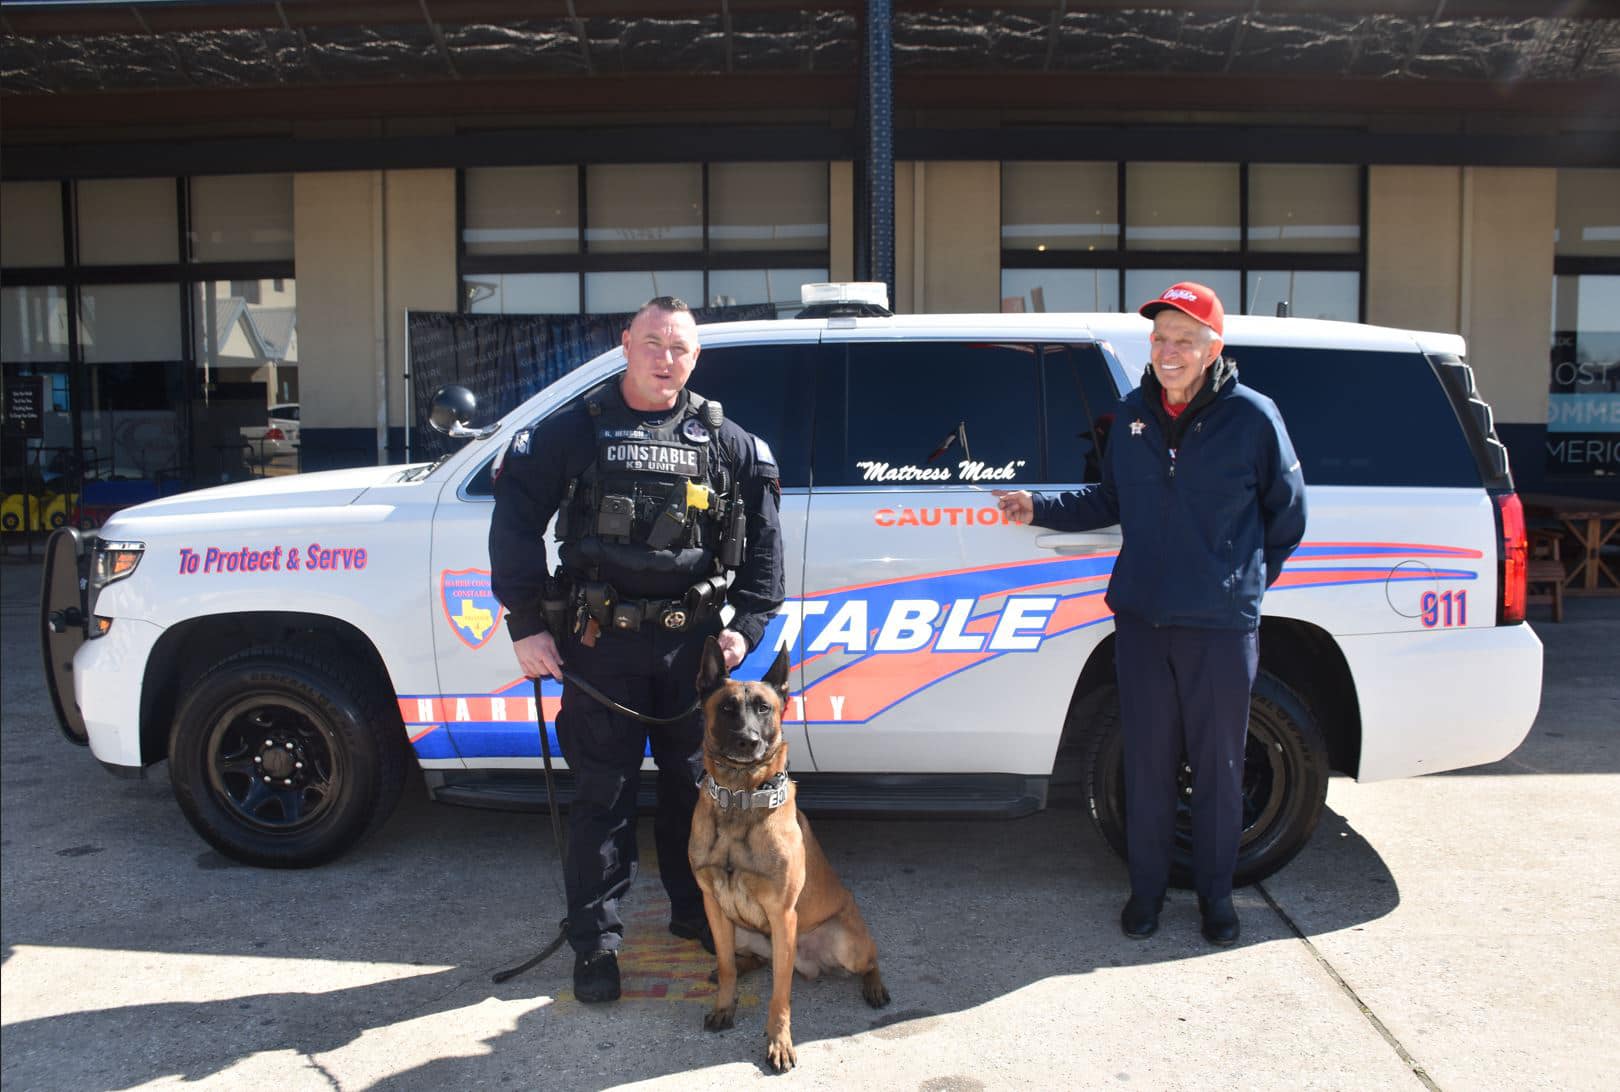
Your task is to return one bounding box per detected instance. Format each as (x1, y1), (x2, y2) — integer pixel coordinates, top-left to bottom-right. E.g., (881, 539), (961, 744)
(859, 0), (895, 304)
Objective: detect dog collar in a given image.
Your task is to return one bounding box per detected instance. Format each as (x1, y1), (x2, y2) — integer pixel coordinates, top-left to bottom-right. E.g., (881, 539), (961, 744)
(700, 771), (790, 812)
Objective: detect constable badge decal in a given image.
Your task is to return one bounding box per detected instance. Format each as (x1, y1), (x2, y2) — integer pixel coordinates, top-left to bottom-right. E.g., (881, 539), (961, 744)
(512, 429), (531, 455)
(440, 569), (505, 650)
(1129, 419), (1145, 436)
(682, 418), (711, 443)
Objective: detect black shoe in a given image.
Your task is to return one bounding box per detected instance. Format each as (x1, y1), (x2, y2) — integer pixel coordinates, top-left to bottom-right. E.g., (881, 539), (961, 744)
(669, 915), (716, 955)
(1120, 893), (1164, 940)
(573, 949), (621, 1003)
(1198, 895), (1240, 947)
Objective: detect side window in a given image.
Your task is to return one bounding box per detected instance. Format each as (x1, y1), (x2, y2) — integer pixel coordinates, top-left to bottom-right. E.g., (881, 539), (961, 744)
(1043, 343), (1123, 483)
(462, 344), (816, 497)
(1230, 346), (1482, 487)
(688, 343), (816, 489)
(815, 342), (1044, 487)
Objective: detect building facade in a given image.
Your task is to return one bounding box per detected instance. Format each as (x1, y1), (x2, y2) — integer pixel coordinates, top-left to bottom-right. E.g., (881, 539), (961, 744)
(2, 1), (1617, 523)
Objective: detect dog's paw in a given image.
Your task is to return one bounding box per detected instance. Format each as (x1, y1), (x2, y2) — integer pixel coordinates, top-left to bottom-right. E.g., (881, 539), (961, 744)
(862, 970), (891, 1009)
(766, 1034), (797, 1072)
(703, 1005), (736, 1032)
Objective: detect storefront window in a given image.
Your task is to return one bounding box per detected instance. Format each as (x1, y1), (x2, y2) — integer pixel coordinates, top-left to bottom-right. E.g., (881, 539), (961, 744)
(1245, 270), (1359, 320)
(464, 273), (580, 314)
(1125, 269), (1241, 312)
(1000, 269), (1120, 313)
(78, 284), (181, 363)
(189, 174), (294, 262)
(708, 163), (829, 251)
(464, 166), (579, 256)
(191, 278), (299, 480)
(76, 178), (178, 265)
(1247, 165), (1360, 253)
(1549, 274), (1620, 478)
(1001, 162), (1117, 252)
(1, 286), (70, 362)
(1126, 163), (1240, 251)
(708, 267), (827, 315)
(584, 270), (704, 313)
(1, 182), (64, 267)
(586, 164), (702, 253)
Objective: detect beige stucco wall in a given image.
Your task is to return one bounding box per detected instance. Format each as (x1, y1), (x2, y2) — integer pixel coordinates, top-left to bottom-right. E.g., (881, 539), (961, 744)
(1367, 166), (1464, 333)
(893, 161), (1000, 314)
(294, 172), (378, 436)
(384, 169), (457, 427)
(295, 169), (457, 445)
(1461, 168), (1555, 424)
(1368, 165), (1554, 424)
(830, 161), (854, 283)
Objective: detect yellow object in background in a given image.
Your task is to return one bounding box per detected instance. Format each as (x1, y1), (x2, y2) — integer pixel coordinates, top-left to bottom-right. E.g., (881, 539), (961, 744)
(685, 481), (712, 510)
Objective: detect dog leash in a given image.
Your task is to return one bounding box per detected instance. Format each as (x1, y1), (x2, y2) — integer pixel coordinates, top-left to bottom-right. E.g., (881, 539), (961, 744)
(560, 667), (699, 726)
(491, 676), (571, 983)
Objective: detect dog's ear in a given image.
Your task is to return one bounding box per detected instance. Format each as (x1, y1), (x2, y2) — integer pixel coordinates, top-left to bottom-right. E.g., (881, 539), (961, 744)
(763, 646), (791, 695)
(696, 635), (730, 695)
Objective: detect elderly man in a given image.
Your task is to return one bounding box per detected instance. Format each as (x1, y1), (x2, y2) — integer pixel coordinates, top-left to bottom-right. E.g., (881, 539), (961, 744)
(490, 297), (785, 1001)
(996, 282), (1306, 946)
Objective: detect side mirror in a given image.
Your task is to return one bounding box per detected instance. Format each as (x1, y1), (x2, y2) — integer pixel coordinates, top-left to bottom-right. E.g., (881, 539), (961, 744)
(428, 385), (496, 440)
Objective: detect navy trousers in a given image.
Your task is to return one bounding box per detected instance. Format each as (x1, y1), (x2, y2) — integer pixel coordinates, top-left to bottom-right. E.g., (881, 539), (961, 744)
(554, 618), (718, 955)
(1112, 613), (1259, 903)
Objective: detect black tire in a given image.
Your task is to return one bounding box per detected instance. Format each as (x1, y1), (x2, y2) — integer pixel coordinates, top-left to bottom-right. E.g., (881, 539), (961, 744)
(168, 646), (406, 868)
(1078, 672), (1329, 888)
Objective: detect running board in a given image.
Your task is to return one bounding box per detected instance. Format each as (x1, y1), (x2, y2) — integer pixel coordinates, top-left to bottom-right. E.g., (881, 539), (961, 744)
(426, 771), (1047, 819)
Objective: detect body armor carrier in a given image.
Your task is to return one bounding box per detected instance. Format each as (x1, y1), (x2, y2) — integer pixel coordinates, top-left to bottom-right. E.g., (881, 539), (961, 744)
(553, 385), (742, 632)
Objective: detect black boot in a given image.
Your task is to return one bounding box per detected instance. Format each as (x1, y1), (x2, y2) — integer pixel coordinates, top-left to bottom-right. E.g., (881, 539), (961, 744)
(1198, 895), (1240, 947)
(669, 915), (716, 955)
(573, 949), (621, 1003)
(1120, 893), (1164, 940)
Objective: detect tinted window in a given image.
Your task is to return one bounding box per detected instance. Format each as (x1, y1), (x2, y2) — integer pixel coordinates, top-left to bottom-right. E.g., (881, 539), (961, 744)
(1228, 346), (1480, 487)
(1043, 344), (1123, 483)
(816, 342), (1044, 487)
(688, 343), (815, 489)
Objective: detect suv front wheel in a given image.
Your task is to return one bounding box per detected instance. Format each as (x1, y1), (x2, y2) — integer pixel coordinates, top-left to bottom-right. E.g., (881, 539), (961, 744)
(169, 647), (406, 867)
(1079, 672), (1329, 888)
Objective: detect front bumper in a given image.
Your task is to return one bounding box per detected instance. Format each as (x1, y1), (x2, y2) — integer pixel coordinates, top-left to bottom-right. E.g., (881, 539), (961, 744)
(73, 616), (165, 771)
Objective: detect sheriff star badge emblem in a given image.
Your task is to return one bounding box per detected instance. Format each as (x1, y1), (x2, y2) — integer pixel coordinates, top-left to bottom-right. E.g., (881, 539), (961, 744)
(1129, 419), (1146, 436)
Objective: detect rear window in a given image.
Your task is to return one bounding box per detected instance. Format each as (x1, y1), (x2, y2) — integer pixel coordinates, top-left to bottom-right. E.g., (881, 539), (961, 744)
(1228, 346), (1481, 488)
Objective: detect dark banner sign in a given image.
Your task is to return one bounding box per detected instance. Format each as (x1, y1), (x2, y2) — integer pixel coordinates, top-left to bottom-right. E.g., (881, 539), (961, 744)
(406, 306), (774, 462)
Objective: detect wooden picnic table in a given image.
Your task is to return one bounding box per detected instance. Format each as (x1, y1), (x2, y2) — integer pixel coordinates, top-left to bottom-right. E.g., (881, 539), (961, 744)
(1524, 493), (1620, 596)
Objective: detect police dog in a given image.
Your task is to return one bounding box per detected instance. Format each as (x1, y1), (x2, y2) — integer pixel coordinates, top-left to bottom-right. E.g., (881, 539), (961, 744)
(689, 637), (889, 1071)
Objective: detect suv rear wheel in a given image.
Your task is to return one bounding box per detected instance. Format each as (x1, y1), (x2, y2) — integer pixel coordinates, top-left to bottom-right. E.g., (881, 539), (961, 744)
(168, 647), (406, 867)
(1078, 672), (1329, 888)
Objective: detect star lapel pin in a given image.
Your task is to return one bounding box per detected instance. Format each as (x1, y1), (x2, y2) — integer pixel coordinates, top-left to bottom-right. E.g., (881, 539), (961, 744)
(1129, 419), (1146, 436)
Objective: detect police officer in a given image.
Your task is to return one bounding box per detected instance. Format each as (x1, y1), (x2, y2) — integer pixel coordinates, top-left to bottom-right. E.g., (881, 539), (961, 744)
(490, 296), (785, 1002)
(996, 282), (1306, 947)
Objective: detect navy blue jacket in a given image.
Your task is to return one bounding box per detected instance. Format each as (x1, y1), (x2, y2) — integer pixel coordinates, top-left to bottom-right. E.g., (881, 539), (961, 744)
(1032, 359), (1307, 631)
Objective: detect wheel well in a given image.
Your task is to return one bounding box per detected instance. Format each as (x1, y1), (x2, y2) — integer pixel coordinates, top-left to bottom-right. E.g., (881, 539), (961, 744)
(1061, 618), (1362, 777)
(138, 613), (399, 767)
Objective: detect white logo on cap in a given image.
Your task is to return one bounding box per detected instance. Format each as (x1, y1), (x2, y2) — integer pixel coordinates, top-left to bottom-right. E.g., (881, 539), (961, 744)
(1163, 288), (1200, 303)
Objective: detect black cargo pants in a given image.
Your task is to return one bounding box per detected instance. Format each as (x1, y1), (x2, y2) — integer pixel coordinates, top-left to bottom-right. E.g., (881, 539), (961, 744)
(555, 616), (719, 956)
(1113, 612), (1259, 904)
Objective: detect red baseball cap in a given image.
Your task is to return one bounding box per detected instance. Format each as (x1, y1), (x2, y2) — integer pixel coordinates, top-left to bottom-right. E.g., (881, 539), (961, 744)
(1139, 281), (1225, 338)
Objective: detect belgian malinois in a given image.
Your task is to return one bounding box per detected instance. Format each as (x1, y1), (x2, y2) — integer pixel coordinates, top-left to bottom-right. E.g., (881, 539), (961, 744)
(689, 637), (890, 1071)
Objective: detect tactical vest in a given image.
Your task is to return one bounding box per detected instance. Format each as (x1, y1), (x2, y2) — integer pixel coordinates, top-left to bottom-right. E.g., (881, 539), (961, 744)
(556, 384), (733, 599)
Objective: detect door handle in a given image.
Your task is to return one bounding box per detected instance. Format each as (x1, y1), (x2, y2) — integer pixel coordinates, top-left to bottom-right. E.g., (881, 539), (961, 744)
(1035, 530), (1121, 555)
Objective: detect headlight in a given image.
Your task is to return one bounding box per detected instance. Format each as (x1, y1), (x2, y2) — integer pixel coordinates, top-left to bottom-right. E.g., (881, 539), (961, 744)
(91, 540), (145, 589)
(87, 540), (144, 636)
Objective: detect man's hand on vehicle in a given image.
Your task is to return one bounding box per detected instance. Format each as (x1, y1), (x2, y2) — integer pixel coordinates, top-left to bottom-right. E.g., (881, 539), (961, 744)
(716, 628), (748, 669)
(515, 631), (565, 682)
(993, 489), (1034, 525)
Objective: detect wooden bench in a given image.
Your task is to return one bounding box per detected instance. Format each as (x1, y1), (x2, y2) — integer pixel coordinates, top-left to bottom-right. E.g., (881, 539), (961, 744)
(1527, 528), (1566, 623)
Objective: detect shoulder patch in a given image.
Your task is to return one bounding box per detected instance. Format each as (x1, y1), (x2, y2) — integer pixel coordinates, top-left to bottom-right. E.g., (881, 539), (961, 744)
(753, 435), (777, 467)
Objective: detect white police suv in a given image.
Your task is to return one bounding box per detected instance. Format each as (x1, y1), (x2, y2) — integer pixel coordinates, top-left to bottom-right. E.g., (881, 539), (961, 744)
(42, 285), (1543, 885)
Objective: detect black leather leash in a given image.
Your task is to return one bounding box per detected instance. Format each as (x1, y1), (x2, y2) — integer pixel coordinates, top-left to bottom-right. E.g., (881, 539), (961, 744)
(491, 668), (701, 983)
(560, 667), (700, 726)
(491, 676), (570, 983)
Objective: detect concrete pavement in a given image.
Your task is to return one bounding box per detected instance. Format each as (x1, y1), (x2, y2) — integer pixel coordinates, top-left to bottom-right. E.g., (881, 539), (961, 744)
(2, 555), (1616, 1091)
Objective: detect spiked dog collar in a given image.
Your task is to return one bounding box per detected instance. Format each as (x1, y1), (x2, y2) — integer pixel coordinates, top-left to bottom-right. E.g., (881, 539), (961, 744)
(700, 771), (790, 811)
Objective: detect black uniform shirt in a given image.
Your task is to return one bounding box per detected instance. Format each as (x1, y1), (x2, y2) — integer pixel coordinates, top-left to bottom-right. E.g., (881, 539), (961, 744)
(489, 384), (785, 651)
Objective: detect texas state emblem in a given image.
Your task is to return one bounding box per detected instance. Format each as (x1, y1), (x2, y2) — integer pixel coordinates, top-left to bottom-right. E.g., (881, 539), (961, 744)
(440, 569), (505, 650)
